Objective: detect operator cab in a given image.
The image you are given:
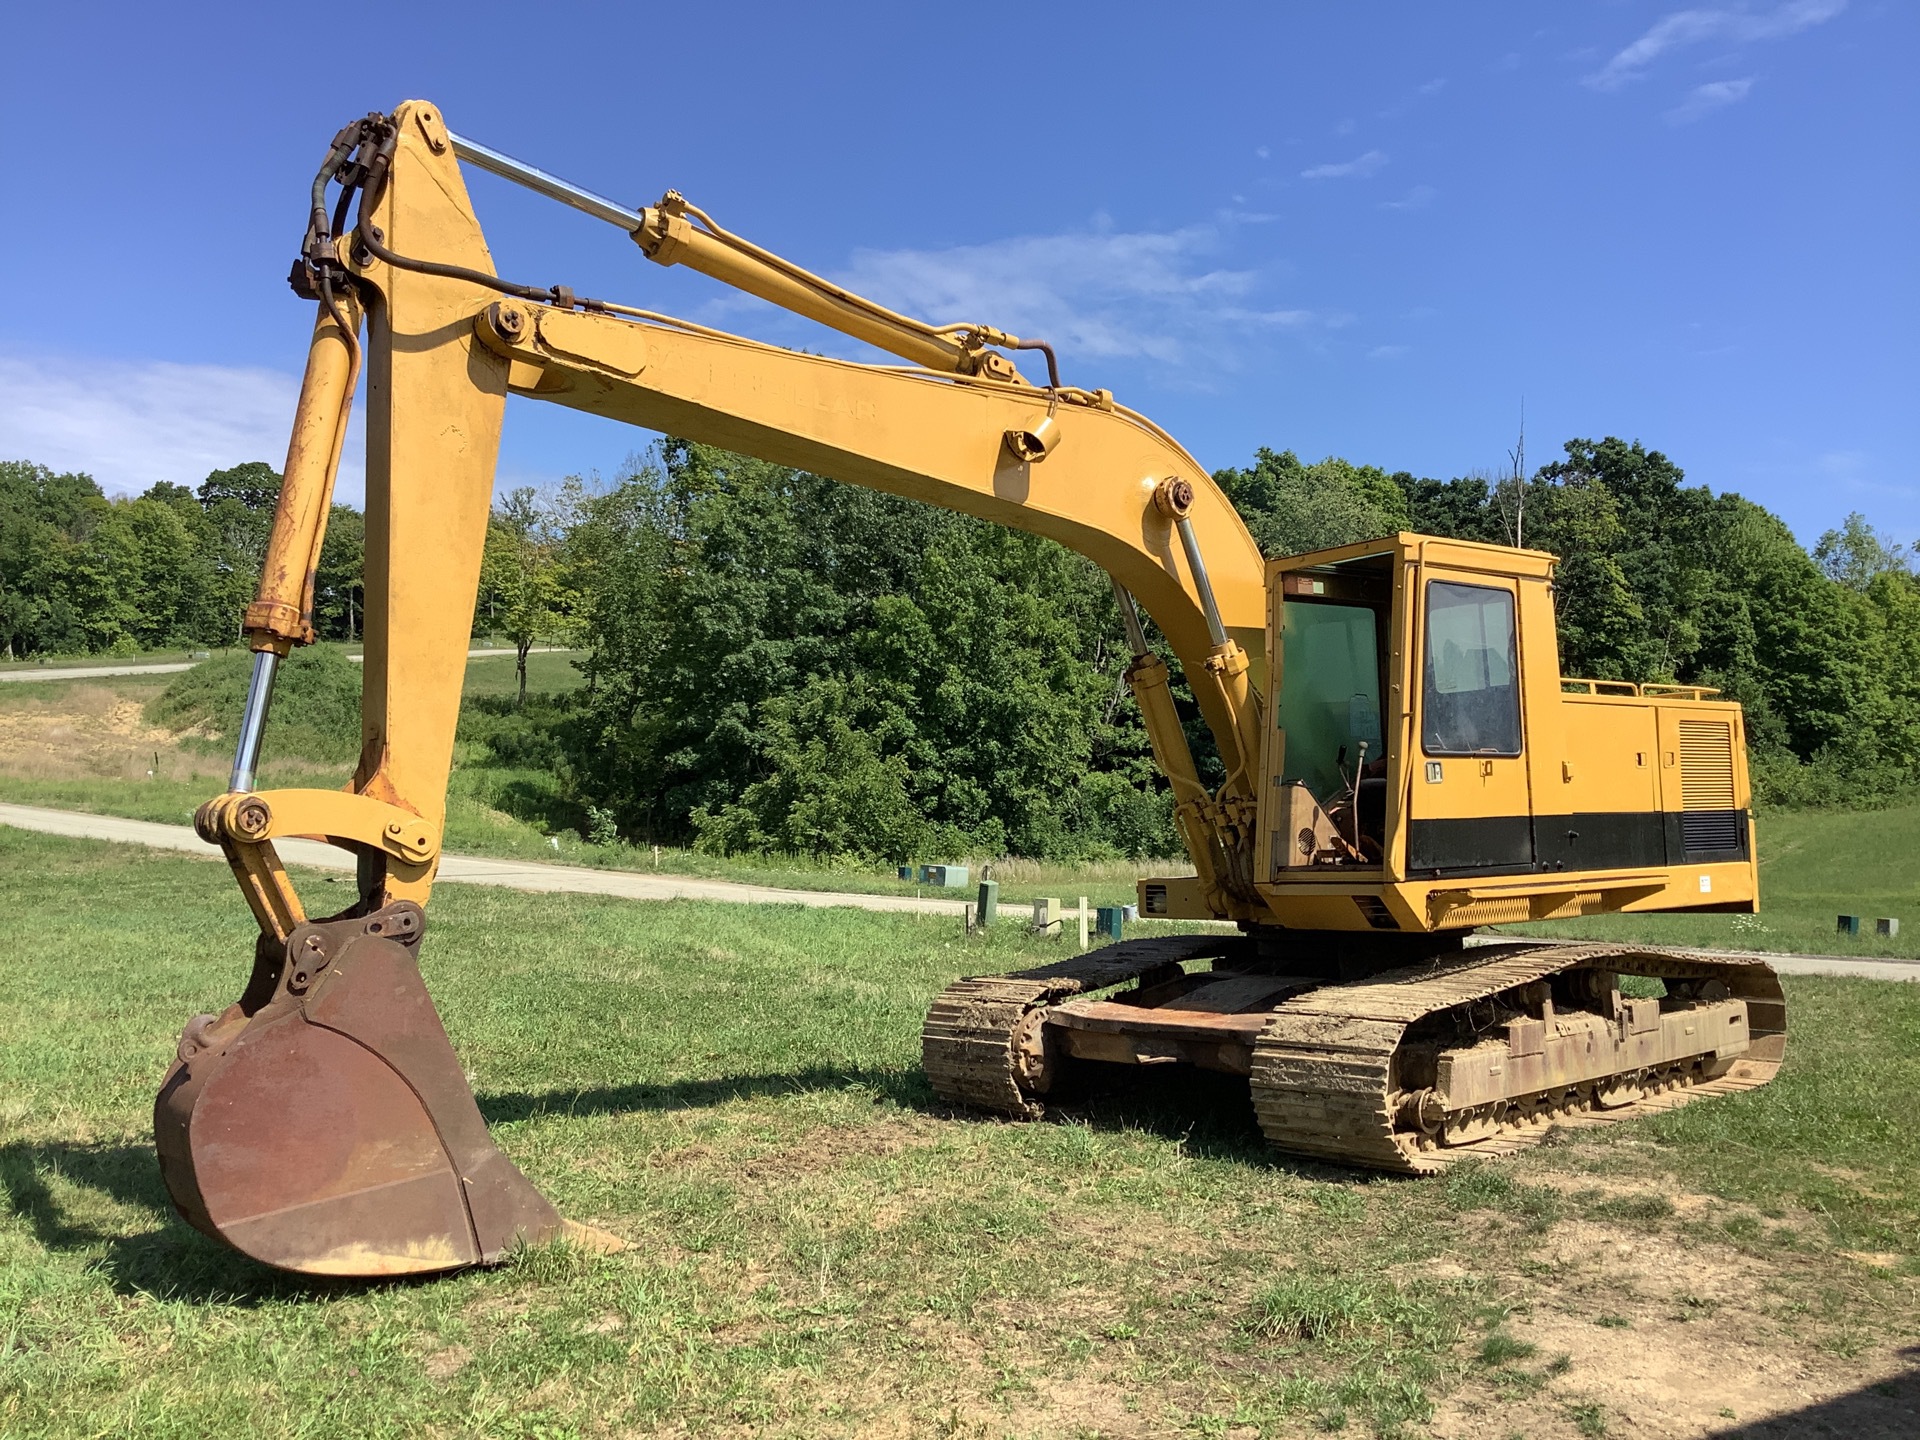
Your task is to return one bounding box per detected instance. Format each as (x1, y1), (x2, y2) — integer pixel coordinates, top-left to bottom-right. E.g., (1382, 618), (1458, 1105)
(1261, 532), (1554, 887)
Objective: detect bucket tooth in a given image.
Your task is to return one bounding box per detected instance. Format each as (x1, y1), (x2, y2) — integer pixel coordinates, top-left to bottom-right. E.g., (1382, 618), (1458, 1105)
(154, 903), (563, 1276)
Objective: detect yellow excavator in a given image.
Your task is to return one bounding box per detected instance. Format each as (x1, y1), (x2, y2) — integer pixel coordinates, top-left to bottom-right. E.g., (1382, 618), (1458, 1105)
(155, 102), (1784, 1277)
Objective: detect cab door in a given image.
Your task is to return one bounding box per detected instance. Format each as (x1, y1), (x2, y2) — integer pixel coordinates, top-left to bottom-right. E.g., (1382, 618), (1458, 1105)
(1406, 569), (1535, 876)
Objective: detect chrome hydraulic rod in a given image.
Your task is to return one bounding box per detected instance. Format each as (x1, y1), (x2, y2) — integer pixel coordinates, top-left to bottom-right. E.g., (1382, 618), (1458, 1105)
(1174, 516), (1230, 649)
(228, 651), (280, 793)
(449, 131), (644, 232)
(1112, 578), (1152, 658)
(446, 127), (984, 376)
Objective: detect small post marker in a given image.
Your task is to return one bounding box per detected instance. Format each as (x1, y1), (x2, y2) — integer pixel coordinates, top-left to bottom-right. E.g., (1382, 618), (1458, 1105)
(1877, 917), (1901, 938)
(1032, 897), (1061, 936)
(977, 879), (998, 927)
(1078, 897), (1090, 950)
(963, 901), (976, 935)
(1837, 914), (1861, 938)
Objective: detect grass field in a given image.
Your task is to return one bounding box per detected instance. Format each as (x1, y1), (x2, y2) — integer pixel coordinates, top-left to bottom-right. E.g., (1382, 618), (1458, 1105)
(2, 827), (1917, 1438)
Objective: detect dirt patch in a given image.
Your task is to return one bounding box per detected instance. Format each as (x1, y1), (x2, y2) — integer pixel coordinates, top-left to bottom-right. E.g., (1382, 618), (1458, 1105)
(1431, 1214), (1920, 1438)
(0, 685), (193, 780)
(421, 1344), (470, 1381)
(1001, 1376), (1171, 1439)
(1531, 1169), (1723, 1217)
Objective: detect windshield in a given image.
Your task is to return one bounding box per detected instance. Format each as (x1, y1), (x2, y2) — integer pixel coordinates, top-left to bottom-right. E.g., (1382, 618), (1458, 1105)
(1279, 600), (1384, 801)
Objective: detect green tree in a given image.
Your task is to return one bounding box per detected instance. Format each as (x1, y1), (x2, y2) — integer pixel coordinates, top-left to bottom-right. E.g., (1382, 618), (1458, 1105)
(562, 441), (1161, 859)
(315, 504), (366, 640)
(481, 487), (581, 705)
(1815, 512), (1913, 591)
(1214, 448), (1410, 557)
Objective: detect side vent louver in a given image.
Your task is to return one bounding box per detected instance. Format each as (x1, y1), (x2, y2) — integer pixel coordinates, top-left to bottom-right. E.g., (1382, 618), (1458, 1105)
(1677, 719), (1741, 856)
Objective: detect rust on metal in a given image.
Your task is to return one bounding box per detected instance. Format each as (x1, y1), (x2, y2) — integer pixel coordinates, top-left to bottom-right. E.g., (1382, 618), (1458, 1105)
(155, 904), (563, 1275)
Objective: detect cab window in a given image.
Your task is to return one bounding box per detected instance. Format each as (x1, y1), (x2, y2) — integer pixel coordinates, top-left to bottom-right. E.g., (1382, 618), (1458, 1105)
(1279, 600), (1384, 801)
(1422, 581), (1521, 756)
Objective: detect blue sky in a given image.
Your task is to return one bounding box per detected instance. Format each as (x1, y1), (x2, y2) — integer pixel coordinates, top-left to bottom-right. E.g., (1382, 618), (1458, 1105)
(1, 1), (1912, 545)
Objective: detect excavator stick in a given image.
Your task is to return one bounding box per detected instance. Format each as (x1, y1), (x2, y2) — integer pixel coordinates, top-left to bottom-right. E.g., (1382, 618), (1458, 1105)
(152, 105), (578, 1275)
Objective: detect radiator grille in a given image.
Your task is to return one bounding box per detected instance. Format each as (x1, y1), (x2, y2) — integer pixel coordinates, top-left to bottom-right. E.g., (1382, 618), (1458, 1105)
(1678, 720), (1736, 810)
(1681, 810), (1742, 851)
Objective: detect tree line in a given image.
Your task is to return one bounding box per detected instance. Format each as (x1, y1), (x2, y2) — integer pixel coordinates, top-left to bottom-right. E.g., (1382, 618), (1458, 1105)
(4, 437), (1914, 858)
(0, 459), (364, 657)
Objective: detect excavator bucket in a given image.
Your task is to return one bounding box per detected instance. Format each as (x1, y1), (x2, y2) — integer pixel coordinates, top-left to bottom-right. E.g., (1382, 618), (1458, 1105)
(155, 903), (566, 1276)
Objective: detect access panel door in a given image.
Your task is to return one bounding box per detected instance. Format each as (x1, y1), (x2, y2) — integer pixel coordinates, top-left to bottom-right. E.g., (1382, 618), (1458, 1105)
(1407, 572), (1535, 875)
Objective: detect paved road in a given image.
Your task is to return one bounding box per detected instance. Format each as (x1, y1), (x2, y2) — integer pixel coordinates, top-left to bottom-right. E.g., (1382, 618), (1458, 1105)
(0, 802), (967, 916)
(0, 662), (200, 683)
(0, 647), (569, 684)
(1, 800), (1913, 978)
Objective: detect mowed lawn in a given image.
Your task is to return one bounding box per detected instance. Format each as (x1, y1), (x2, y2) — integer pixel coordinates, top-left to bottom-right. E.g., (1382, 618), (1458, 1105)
(2, 828), (1918, 1439)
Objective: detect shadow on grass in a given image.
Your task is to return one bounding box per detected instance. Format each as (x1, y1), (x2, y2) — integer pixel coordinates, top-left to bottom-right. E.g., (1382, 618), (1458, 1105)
(476, 1063), (932, 1127)
(3, 1067), (1365, 1303)
(481, 1058), (1355, 1181)
(1705, 1354), (1920, 1438)
(0, 1138), (381, 1304)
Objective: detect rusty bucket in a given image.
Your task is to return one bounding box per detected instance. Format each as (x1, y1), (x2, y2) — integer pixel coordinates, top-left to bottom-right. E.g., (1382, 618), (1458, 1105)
(155, 903), (564, 1276)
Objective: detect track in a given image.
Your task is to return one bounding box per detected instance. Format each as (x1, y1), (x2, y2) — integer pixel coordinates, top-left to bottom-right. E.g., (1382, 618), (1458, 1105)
(1249, 941), (1785, 1173)
(923, 938), (1785, 1174)
(921, 934), (1245, 1116)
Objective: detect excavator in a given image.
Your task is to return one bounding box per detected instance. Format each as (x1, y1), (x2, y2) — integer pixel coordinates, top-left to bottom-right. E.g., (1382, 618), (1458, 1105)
(155, 102), (1784, 1277)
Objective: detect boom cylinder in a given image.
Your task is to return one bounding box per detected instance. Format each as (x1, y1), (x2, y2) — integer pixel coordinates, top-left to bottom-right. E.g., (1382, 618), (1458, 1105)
(447, 128), (981, 376)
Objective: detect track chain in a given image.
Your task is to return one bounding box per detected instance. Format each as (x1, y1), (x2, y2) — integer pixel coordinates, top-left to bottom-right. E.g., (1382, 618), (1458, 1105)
(921, 934), (1242, 1117)
(1249, 942), (1786, 1174)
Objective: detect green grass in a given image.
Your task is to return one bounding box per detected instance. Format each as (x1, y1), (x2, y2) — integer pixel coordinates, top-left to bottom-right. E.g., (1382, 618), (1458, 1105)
(0, 657), (1170, 909)
(457, 650), (586, 697)
(2, 827), (1917, 1437)
(0, 645), (242, 673)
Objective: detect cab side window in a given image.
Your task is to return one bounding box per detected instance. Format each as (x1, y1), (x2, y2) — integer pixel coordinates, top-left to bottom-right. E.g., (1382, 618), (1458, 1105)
(1422, 581), (1521, 756)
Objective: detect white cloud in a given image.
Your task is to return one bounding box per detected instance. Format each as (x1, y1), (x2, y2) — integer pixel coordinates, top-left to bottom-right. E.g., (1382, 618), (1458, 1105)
(1368, 345), (1411, 361)
(1301, 149), (1389, 181)
(1378, 78), (1448, 119)
(1666, 76), (1757, 121)
(1586, 0), (1845, 90)
(0, 352), (364, 502)
(830, 223), (1335, 370)
(1381, 184), (1437, 211)
(1255, 144), (1271, 160)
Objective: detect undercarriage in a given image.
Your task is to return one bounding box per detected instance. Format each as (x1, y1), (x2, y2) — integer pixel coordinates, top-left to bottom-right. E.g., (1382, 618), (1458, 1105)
(922, 933), (1785, 1172)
